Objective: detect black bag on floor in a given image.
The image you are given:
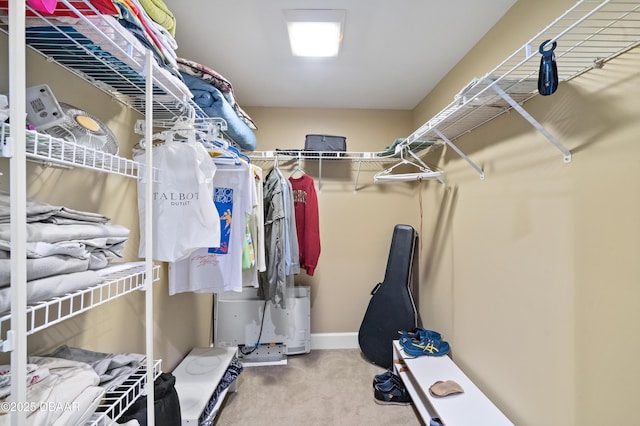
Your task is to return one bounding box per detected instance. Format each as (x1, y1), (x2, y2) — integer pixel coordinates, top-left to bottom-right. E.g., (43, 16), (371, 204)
(118, 372), (181, 425)
(358, 224), (422, 369)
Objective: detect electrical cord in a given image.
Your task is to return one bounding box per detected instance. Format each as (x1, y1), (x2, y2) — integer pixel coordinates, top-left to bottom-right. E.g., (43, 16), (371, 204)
(239, 299), (268, 356)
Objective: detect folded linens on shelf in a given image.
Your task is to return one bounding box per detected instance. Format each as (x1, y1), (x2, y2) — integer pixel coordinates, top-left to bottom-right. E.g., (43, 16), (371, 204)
(45, 345), (146, 392)
(19, 15), (191, 104)
(0, 255), (90, 287)
(136, 0), (176, 36)
(0, 193), (132, 312)
(179, 72), (257, 151)
(177, 57), (257, 130)
(0, 222), (130, 275)
(0, 270), (104, 314)
(0, 356), (104, 426)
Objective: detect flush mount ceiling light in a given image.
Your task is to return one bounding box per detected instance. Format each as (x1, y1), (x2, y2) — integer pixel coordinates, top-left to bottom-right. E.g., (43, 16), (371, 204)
(284, 9), (345, 57)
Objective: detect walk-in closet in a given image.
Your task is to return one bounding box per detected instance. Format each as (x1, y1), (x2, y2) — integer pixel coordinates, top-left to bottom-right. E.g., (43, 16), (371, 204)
(1, 0), (639, 425)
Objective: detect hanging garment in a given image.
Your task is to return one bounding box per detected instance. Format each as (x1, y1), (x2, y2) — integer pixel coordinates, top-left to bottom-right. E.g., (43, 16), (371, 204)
(241, 213), (255, 270)
(289, 173), (321, 276)
(169, 161), (255, 294)
(136, 133), (220, 262)
(260, 167), (299, 308)
(260, 167), (287, 306)
(242, 164), (266, 288)
(252, 165), (267, 274)
(275, 168), (299, 276)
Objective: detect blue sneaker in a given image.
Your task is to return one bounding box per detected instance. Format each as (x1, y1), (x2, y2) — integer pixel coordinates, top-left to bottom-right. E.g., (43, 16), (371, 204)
(374, 380), (411, 406)
(398, 328), (442, 345)
(372, 370), (394, 388)
(375, 373), (404, 393)
(401, 336), (450, 357)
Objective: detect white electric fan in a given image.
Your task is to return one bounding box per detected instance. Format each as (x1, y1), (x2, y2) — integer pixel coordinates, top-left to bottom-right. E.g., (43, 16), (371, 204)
(26, 84), (119, 155)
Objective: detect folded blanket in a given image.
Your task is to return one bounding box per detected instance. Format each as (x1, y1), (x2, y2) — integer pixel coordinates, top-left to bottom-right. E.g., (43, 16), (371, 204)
(376, 138), (436, 157)
(137, 0), (176, 36)
(0, 241), (91, 259)
(0, 192), (110, 225)
(0, 356), (104, 426)
(0, 270), (104, 314)
(0, 364), (50, 398)
(128, 0), (178, 67)
(45, 345), (145, 392)
(114, 0), (176, 70)
(177, 58), (258, 130)
(180, 72), (257, 151)
(0, 222), (130, 245)
(0, 255), (90, 287)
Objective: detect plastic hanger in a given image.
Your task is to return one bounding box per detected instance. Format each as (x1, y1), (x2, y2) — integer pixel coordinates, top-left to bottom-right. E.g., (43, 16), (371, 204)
(290, 154), (305, 178)
(374, 143), (443, 184)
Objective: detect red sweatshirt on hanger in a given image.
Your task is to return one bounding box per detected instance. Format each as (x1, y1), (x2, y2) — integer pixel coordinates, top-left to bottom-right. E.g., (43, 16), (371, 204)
(289, 173), (321, 276)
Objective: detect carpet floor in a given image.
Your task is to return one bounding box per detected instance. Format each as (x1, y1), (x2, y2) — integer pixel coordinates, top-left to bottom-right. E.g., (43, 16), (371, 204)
(213, 348), (424, 426)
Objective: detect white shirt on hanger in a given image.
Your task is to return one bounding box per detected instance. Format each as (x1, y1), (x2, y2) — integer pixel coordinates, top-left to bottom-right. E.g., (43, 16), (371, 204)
(169, 161), (255, 294)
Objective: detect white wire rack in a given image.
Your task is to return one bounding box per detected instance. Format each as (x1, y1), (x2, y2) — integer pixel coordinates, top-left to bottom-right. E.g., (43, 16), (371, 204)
(248, 144), (441, 192)
(248, 138), (440, 166)
(0, 0), (196, 120)
(0, 263), (160, 349)
(402, 0), (640, 178)
(2, 2), (161, 422)
(249, 149), (427, 162)
(86, 359), (162, 426)
(0, 121), (160, 180)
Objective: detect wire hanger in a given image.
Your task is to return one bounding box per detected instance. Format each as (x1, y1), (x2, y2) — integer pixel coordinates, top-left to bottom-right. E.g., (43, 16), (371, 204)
(374, 143), (443, 184)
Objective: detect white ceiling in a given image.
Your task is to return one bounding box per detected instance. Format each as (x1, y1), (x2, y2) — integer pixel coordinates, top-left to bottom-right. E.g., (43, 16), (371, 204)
(163, 0), (518, 110)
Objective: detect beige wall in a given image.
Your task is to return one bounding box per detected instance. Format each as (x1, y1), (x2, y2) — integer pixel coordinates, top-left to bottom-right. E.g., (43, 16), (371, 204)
(412, 0), (640, 425)
(244, 107), (423, 333)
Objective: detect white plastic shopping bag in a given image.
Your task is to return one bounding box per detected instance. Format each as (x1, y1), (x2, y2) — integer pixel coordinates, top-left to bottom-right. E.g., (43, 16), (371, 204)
(136, 133), (220, 262)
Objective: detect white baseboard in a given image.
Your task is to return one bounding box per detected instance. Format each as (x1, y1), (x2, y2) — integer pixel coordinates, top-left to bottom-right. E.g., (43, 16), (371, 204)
(311, 332), (359, 350)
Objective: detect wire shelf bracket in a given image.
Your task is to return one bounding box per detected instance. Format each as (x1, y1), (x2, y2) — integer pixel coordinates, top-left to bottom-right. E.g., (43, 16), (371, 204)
(490, 82), (572, 163)
(400, 0), (639, 178)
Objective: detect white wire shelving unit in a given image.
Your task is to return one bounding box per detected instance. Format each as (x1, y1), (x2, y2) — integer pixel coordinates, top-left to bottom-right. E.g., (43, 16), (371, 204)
(248, 141), (441, 192)
(1, 1), (163, 424)
(0, 263), (160, 348)
(0, 121), (160, 179)
(86, 359), (162, 426)
(0, 0), (194, 120)
(402, 0), (640, 179)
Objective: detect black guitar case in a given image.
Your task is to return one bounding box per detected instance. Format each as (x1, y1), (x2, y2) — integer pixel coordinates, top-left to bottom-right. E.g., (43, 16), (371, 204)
(358, 224), (421, 369)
